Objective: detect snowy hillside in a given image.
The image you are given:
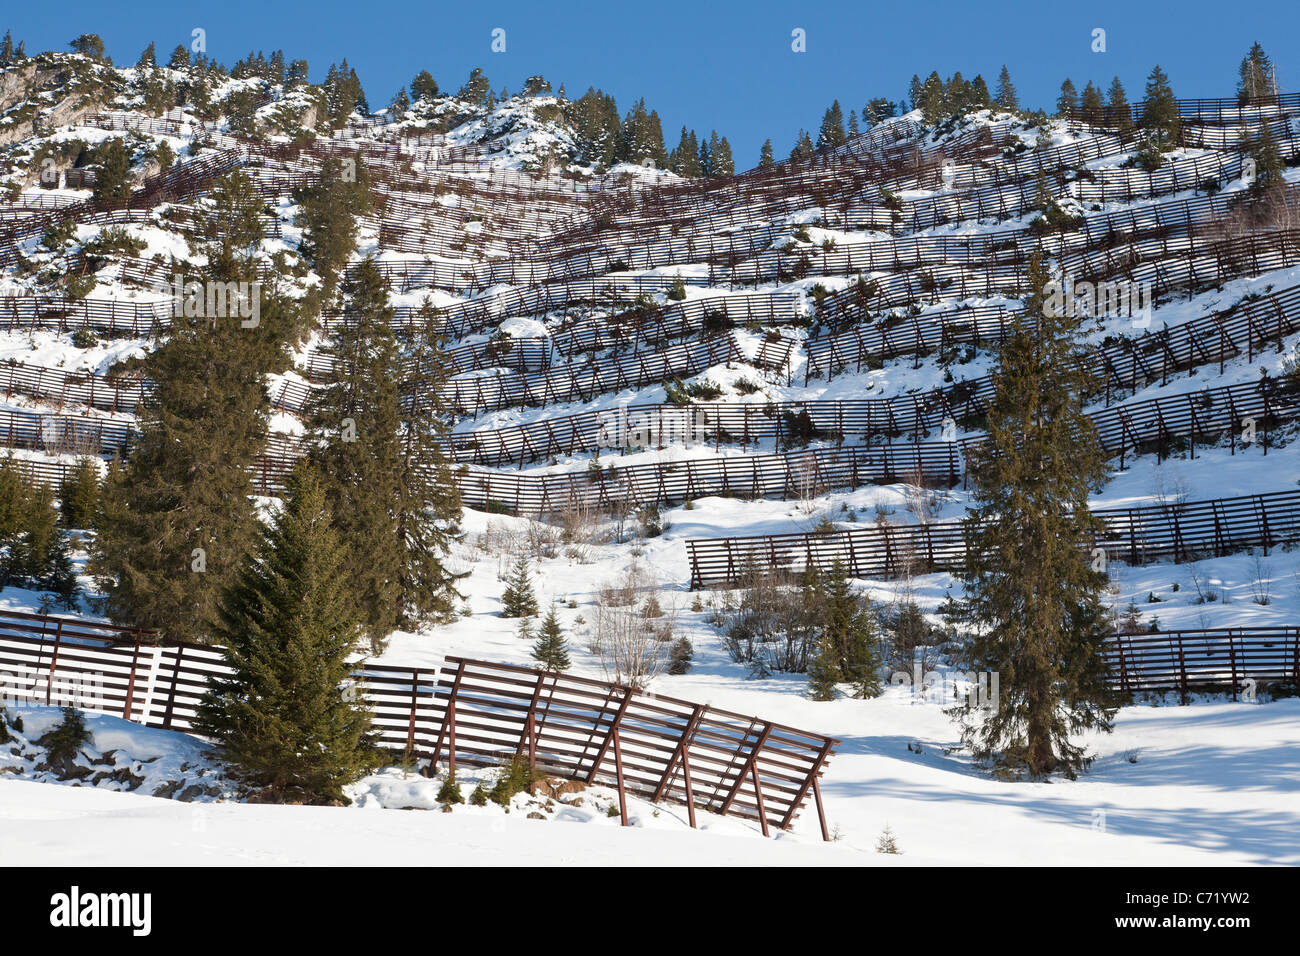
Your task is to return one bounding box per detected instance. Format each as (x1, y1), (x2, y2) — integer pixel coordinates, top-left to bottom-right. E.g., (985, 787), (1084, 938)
(2, 38), (1300, 869)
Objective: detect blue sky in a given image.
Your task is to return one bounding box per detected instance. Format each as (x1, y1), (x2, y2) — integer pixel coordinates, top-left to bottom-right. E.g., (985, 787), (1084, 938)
(5, 0), (1299, 169)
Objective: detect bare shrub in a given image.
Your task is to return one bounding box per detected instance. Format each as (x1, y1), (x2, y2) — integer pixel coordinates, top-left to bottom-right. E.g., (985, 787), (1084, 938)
(588, 562), (676, 688)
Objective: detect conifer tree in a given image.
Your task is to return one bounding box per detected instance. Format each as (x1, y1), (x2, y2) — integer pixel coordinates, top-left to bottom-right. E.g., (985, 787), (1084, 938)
(807, 631), (839, 701)
(1079, 80), (1104, 120)
(1139, 64), (1180, 152)
(91, 138), (132, 206)
(1238, 42), (1274, 103)
(821, 560), (882, 698)
(908, 75), (923, 110)
(531, 607), (571, 671)
(137, 42), (156, 68)
(306, 259), (404, 650)
(970, 75), (991, 107)
(670, 127), (701, 177)
(168, 44), (189, 70)
(817, 100), (846, 149)
(1106, 77), (1133, 133)
(395, 300), (464, 626)
(295, 154), (370, 296)
(0, 31), (13, 65)
(500, 555), (539, 618)
(919, 71), (947, 123)
(1056, 79), (1078, 118)
(410, 70), (438, 101)
(789, 129), (814, 162)
(864, 96), (897, 125)
(1244, 121), (1286, 200)
(58, 456), (100, 529)
(948, 254), (1118, 777)
(710, 133), (734, 176)
(92, 176), (283, 641)
(848, 111), (860, 137)
(194, 469), (379, 804)
(758, 139), (774, 169)
(994, 65), (1018, 110)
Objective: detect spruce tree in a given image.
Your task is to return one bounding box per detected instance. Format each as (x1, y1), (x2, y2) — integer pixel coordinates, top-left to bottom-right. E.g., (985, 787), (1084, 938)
(1139, 65), (1180, 152)
(807, 631), (839, 701)
(919, 71), (947, 124)
(58, 456), (100, 529)
(410, 69), (438, 101)
(396, 300), (464, 626)
(194, 469), (379, 804)
(948, 254), (1118, 777)
(789, 130), (814, 162)
(711, 135), (734, 177)
(500, 555), (538, 618)
(758, 139), (774, 169)
(531, 607), (571, 671)
(91, 138), (132, 206)
(1238, 42), (1273, 104)
(994, 65), (1018, 110)
(970, 75), (991, 107)
(1245, 121), (1285, 200)
(1106, 77), (1133, 133)
(1056, 79), (1078, 118)
(817, 101), (846, 150)
(822, 560), (882, 698)
(864, 96), (897, 125)
(306, 259), (404, 650)
(1079, 80), (1104, 120)
(295, 154), (371, 296)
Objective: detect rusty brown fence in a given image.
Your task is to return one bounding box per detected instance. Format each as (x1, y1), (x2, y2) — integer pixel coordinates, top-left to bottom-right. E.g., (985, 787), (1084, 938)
(0, 610), (839, 838)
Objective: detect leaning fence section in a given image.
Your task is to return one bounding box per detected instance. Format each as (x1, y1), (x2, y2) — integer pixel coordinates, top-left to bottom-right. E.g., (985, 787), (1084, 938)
(0, 611), (839, 839)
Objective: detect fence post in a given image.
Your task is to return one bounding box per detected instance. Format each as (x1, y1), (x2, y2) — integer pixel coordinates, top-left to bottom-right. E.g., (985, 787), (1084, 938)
(161, 645), (185, 729)
(45, 618), (64, 706)
(405, 668), (420, 764)
(122, 631), (143, 721)
(612, 725), (629, 827)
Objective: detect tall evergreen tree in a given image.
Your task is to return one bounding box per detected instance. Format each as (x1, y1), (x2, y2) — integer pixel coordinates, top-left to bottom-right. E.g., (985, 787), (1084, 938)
(817, 100), (846, 149)
(1139, 64), (1180, 151)
(712, 135), (734, 177)
(1238, 42), (1274, 103)
(396, 300), (464, 626)
(758, 138), (774, 169)
(294, 154), (370, 296)
(58, 456), (100, 529)
(410, 69), (438, 101)
(919, 71), (947, 124)
(970, 75), (991, 107)
(994, 65), (1018, 110)
(305, 259), (404, 650)
(194, 468), (379, 804)
(531, 607), (571, 671)
(789, 129), (814, 161)
(91, 138), (132, 206)
(1106, 77), (1134, 133)
(948, 254), (1117, 777)
(1056, 78), (1078, 118)
(864, 96), (897, 125)
(1079, 80), (1104, 119)
(1244, 121), (1286, 200)
(92, 174), (285, 642)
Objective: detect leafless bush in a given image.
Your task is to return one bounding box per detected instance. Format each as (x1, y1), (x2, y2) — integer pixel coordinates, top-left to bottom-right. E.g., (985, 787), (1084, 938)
(588, 562), (676, 688)
(1250, 552), (1273, 606)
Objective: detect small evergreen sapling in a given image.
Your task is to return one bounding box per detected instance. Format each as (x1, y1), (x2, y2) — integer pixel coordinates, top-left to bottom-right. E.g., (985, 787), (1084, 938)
(532, 607), (571, 671)
(501, 555), (539, 618)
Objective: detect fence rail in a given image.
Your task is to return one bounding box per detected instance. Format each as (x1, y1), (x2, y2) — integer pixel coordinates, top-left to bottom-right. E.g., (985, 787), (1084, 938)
(0, 611), (838, 839)
(685, 489), (1300, 587)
